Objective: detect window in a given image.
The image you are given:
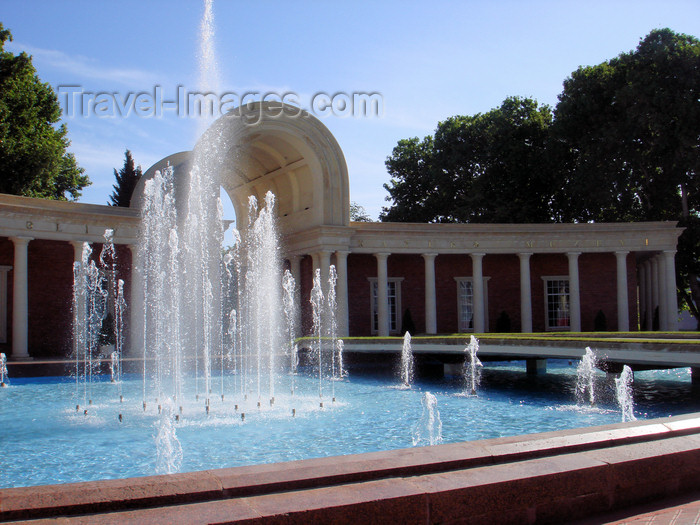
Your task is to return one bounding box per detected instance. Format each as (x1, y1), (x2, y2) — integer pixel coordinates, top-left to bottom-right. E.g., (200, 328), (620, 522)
(454, 277), (490, 332)
(369, 278), (403, 334)
(457, 279), (474, 331)
(543, 277), (570, 330)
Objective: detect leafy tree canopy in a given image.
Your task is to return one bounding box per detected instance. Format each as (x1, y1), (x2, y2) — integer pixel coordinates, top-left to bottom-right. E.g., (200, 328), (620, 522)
(109, 150), (142, 207)
(553, 28), (700, 320)
(350, 201), (372, 222)
(0, 24), (89, 200)
(381, 28), (700, 324)
(381, 96), (555, 223)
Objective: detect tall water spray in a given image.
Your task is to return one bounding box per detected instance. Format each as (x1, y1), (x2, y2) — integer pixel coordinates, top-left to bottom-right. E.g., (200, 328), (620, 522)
(400, 332), (414, 387)
(310, 269), (324, 400)
(239, 193), (284, 402)
(139, 167), (183, 408)
(463, 335), (482, 395)
(282, 269), (299, 394)
(196, 0), (220, 133)
(72, 243), (110, 408)
(576, 347), (598, 406)
(615, 365), (636, 422)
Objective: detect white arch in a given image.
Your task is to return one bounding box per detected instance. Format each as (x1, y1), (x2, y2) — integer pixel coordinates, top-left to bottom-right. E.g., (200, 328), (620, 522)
(135, 102), (350, 235)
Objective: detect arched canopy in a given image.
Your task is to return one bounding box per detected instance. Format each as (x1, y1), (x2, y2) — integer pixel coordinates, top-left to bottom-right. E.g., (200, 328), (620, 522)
(135, 102), (350, 235)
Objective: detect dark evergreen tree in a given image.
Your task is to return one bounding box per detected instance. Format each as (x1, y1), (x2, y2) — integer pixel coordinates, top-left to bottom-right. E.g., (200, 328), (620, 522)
(109, 150), (142, 207)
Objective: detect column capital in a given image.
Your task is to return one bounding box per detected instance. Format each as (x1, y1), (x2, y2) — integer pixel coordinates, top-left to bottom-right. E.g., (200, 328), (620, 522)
(9, 236), (33, 245)
(662, 249), (677, 256)
(373, 252), (391, 260)
(421, 252), (438, 259)
(566, 251), (581, 258)
(615, 250), (630, 256)
(518, 252), (533, 259)
(470, 252), (486, 260)
(335, 250), (351, 258)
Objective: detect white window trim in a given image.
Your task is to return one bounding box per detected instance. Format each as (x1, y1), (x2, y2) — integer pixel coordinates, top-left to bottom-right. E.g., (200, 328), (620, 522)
(0, 265), (10, 344)
(368, 277), (404, 335)
(541, 275), (570, 331)
(454, 276), (490, 333)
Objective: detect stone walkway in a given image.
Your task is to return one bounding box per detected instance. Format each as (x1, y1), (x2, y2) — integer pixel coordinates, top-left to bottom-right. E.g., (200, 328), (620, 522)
(576, 493), (700, 524)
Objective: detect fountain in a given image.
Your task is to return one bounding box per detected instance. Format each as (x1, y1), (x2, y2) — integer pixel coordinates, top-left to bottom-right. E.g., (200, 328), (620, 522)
(412, 392), (442, 446)
(576, 347), (598, 406)
(3, 1), (697, 494)
(400, 331), (414, 387)
(463, 335), (482, 395)
(616, 365), (636, 422)
(0, 353), (8, 387)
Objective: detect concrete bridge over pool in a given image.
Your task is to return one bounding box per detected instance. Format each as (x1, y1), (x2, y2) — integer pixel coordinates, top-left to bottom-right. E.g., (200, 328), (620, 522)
(337, 333), (700, 380)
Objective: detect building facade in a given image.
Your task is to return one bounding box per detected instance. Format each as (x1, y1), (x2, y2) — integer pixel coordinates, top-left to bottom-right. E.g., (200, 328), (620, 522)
(0, 103), (685, 359)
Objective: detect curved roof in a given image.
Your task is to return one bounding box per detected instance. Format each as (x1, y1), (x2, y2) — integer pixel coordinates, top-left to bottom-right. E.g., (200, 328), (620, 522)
(135, 102), (350, 235)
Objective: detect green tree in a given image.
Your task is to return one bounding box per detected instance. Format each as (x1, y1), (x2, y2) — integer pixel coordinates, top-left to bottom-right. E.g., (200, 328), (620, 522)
(381, 97), (556, 223)
(350, 201), (373, 222)
(0, 24), (89, 199)
(553, 28), (700, 322)
(109, 150), (142, 207)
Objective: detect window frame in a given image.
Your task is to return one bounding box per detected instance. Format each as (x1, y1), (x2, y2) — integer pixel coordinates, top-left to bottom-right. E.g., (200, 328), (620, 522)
(368, 277), (404, 335)
(542, 275), (571, 331)
(454, 276), (489, 333)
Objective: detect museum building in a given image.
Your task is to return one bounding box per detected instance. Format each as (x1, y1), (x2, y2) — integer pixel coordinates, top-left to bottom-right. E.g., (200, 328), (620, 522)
(0, 103), (684, 360)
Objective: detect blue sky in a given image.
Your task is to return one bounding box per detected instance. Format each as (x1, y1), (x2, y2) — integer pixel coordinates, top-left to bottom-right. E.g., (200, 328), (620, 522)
(3, 0), (700, 224)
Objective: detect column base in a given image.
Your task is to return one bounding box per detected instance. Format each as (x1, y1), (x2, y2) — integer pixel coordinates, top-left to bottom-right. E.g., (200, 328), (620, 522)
(691, 368), (700, 386)
(526, 358), (547, 375)
(9, 355), (33, 361)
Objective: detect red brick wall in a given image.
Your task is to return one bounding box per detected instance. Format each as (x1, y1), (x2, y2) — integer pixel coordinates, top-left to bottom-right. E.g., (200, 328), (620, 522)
(27, 240), (75, 357)
(344, 251), (637, 336)
(299, 255), (314, 335)
(0, 237), (14, 356)
(0, 238), (133, 359)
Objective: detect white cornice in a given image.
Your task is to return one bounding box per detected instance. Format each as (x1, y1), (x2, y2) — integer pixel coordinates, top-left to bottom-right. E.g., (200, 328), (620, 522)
(0, 194), (140, 244)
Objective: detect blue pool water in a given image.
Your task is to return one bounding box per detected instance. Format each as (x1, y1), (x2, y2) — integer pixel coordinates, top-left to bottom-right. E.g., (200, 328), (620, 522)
(1, 360), (698, 488)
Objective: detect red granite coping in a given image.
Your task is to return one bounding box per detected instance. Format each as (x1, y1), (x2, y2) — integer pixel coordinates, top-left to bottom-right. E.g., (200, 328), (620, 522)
(1, 413), (699, 523)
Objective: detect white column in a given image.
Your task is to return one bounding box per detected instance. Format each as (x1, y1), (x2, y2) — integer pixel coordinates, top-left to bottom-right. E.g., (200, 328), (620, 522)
(663, 250), (678, 331)
(650, 256), (660, 329)
(638, 263), (646, 330)
(422, 253), (438, 334)
(9, 236), (33, 360)
(567, 252), (581, 332)
(335, 251), (350, 336)
(518, 253), (533, 333)
(289, 255), (303, 338)
(657, 254), (668, 331)
(470, 253), (485, 333)
(644, 260), (653, 331)
(615, 251), (630, 332)
(374, 253), (390, 337)
(318, 251), (331, 289)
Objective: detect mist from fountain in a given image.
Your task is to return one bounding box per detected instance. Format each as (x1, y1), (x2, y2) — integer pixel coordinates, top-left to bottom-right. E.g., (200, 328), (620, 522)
(615, 365), (636, 422)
